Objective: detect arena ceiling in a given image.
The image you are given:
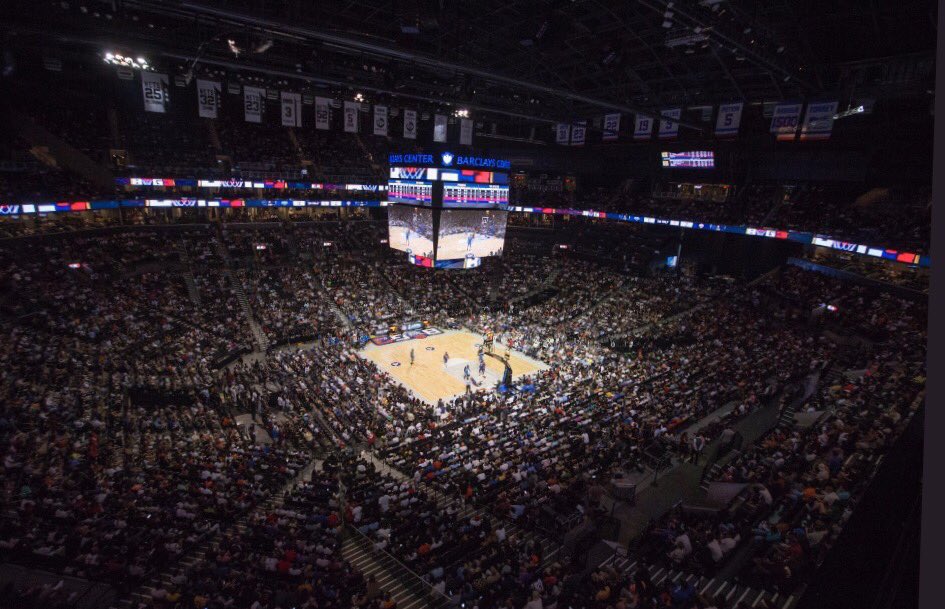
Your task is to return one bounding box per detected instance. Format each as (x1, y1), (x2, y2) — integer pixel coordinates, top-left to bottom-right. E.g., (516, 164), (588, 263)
(3, 0), (938, 130)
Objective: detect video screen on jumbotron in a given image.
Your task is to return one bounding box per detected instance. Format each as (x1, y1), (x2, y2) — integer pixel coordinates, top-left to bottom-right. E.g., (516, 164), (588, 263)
(435, 209), (508, 260)
(388, 204), (435, 258)
(440, 169), (509, 209)
(388, 180), (434, 205)
(388, 167), (435, 205)
(661, 151), (715, 169)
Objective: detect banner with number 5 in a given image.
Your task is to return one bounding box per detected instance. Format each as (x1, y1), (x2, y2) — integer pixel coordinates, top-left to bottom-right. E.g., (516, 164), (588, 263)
(715, 102), (744, 137)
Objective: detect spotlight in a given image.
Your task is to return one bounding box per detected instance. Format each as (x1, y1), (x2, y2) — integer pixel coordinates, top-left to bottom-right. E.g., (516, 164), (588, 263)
(832, 105), (865, 120)
(103, 52), (150, 69)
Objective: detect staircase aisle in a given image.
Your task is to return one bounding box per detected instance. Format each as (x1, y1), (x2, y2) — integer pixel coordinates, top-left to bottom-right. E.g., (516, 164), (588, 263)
(341, 533), (446, 609)
(213, 231), (269, 352)
(176, 239), (202, 306)
(603, 553), (798, 609)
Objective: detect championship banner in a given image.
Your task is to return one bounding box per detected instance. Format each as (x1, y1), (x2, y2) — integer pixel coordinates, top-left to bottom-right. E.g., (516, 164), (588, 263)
(314, 97), (331, 130)
(459, 118), (473, 146)
(799, 101), (839, 141)
(770, 102), (803, 141)
(714, 102), (744, 137)
(141, 72), (169, 113)
(555, 123), (571, 145)
(196, 80), (221, 119)
(570, 121), (587, 146)
(244, 87), (264, 123)
(280, 92), (302, 127)
(373, 105), (389, 136)
(602, 113), (621, 141)
(433, 114), (448, 142)
(633, 114), (654, 140)
(403, 109), (417, 139)
(343, 101), (359, 133)
(658, 108), (682, 139)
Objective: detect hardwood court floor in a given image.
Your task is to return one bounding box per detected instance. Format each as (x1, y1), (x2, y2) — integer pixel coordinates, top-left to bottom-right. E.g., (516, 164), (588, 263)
(359, 329), (548, 404)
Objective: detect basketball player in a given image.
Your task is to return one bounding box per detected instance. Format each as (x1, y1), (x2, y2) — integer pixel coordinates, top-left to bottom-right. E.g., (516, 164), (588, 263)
(410, 348), (415, 366)
(479, 359), (486, 377)
(466, 232), (475, 252)
(443, 351), (449, 367)
(463, 364), (470, 380)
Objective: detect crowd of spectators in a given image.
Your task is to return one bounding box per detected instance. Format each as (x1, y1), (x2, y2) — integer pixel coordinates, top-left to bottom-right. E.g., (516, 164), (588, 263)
(0, 217), (927, 609)
(600, 265), (926, 604)
(562, 183), (931, 254)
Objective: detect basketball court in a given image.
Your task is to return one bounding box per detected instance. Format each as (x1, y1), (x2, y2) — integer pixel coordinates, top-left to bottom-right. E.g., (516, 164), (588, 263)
(358, 329), (548, 404)
(435, 232), (506, 260)
(388, 225), (434, 258)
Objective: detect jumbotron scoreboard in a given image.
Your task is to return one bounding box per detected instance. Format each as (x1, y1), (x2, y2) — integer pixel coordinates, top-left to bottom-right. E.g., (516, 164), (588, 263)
(387, 151), (510, 269)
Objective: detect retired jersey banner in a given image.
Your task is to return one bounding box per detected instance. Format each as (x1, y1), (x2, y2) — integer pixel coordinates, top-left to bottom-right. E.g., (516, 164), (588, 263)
(243, 87), (264, 123)
(459, 118), (473, 146)
(658, 108), (682, 139)
(714, 102), (744, 137)
(570, 121), (587, 146)
(373, 105), (389, 136)
(343, 101), (359, 133)
(141, 72), (169, 113)
(602, 113), (621, 141)
(196, 80), (221, 119)
(555, 123), (571, 145)
(280, 92), (301, 127)
(433, 114), (448, 142)
(633, 114), (654, 140)
(314, 97), (331, 130)
(799, 101), (839, 141)
(770, 102), (803, 141)
(403, 109), (417, 139)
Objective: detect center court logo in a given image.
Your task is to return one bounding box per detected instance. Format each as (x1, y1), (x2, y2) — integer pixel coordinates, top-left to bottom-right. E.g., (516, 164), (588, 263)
(441, 152), (454, 166)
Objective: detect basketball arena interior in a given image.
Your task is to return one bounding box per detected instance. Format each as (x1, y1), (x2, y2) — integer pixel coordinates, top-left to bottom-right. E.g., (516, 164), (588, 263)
(0, 2), (936, 609)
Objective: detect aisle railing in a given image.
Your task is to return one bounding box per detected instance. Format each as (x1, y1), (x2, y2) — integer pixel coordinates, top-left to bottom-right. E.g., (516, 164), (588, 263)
(344, 525), (452, 609)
